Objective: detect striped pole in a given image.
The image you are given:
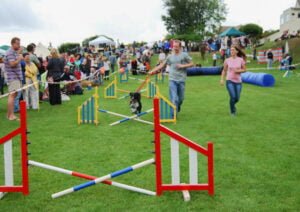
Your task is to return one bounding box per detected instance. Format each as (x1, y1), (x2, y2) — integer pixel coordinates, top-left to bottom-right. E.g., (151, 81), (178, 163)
(86, 99), (91, 123)
(99, 109), (153, 125)
(82, 104), (85, 123)
(52, 158), (155, 199)
(77, 107), (81, 125)
(118, 89), (147, 100)
(28, 160), (156, 196)
(109, 109), (154, 126)
(129, 77), (145, 82)
(91, 97), (94, 123)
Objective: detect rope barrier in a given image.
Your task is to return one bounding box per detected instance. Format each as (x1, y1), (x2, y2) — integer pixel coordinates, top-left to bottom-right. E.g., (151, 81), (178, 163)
(1, 62), (298, 100)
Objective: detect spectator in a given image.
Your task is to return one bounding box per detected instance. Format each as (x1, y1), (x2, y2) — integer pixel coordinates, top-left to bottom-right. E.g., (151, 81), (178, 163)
(26, 44), (41, 69)
(0, 54), (5, 95)
(200, 42), (207, 61)
(4, 37), (23, 121)
(82, 54), (91, 76)
(47, 48), (64, 105)
(212, 51), (217, 66)
(253, 45), (257, 60)
(109, 53), (117, 73)
(23, 53), (39, 110)
(131, 57), (138, 75)
(266, 49), (274, 69)
(103, 57), (110, 80)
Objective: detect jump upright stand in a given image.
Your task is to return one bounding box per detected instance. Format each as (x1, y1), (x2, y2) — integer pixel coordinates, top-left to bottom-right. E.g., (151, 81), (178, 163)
(155, 72), (165, 83)
(0, 101), (29, 199)
(153, 97), (214, 200)
(104, 76), (117, 99)
(1, 99), (214, 202)
(119, 68), (129, 83)
(77, 87), (99, 125)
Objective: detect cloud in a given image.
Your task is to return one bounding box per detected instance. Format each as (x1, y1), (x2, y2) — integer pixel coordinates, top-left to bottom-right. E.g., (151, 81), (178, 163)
(0, 0), (297, 47)
(0, 0), (42, 31)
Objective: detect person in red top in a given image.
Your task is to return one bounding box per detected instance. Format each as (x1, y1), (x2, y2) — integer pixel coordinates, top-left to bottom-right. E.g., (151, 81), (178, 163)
(220, 46), (246, 116)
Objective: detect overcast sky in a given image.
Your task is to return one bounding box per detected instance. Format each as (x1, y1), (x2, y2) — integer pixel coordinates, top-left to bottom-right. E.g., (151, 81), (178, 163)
(0, 0), (297, 47)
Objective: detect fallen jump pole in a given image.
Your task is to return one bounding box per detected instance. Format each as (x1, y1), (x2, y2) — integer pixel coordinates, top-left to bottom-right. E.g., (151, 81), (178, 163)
(52, 158), (155, 199)
(28, 160), (155, 196)
(99, 109), (153, 125)
(109, 109), (154, 126)
(118, 88), (147, 100)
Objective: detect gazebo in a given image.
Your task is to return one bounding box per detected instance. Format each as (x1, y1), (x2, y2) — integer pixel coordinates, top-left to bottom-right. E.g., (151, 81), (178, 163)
(219, 27), (245, 37)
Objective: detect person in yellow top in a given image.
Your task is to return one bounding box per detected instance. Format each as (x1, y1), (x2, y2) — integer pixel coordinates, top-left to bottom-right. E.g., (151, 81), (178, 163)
(24, 53), (39, 110)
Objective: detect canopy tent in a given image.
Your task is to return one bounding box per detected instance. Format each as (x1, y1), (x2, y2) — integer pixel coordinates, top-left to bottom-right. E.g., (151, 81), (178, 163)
(0, 49), (6, 56)
(0, 45), (10, 51)
(89, 36), (116, 47)
(35, 43), (50, 59)
(219, 27), (245, 37)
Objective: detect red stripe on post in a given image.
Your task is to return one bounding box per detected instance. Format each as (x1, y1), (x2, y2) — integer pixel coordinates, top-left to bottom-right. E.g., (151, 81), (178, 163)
(207, 142), (214, 195)
(154, 98), (162, 196)
(0, 129), (21, 144)
(160, 125), (209, 156)
(20, 101), (29, 195)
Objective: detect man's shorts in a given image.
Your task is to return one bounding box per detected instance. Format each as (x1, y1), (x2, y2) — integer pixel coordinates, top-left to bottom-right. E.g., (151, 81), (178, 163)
(8, 80), (21, 93)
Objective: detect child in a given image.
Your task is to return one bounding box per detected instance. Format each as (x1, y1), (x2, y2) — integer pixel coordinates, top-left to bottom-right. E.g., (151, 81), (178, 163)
(103, 57), (110, 80)
(212, 51), (217, 66)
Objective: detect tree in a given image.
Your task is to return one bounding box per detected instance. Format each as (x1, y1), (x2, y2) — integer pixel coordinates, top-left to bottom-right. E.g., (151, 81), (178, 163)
(239, 24), (263, 43)
(162, 0), (227, 41)
(58, 43), (80, 54)
(82, 35), (99, 47)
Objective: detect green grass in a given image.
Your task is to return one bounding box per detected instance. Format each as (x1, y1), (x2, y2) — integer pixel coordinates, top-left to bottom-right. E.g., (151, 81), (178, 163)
(0, 53), (299, 211)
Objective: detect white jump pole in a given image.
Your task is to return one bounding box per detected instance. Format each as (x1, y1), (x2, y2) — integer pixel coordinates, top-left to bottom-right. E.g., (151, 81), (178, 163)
(0, 140), (14, 200)
(52, 158), (155, 199)
(189, 148), (198, 184)
(28, 160), (156, 196)
(170, 138), (180, 184)
(109, 109), (154, 126)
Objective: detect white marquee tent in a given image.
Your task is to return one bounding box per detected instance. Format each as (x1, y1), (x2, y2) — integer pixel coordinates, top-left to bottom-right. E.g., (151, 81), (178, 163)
(35, 43), (50, 59)
(89, 36), (116, 47)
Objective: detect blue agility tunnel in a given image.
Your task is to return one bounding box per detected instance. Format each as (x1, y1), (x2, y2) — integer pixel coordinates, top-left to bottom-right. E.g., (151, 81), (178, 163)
(241, 72), (275, 87)
(187, 66), (223, 76)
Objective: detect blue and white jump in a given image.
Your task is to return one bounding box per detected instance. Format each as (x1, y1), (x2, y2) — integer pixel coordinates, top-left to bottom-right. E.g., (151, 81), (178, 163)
(109, 109), (154, 126)
(99, 109), (153, 125)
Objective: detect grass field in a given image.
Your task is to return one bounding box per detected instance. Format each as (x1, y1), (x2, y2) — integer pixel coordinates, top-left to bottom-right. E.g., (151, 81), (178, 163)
(0, 52), (299, 211)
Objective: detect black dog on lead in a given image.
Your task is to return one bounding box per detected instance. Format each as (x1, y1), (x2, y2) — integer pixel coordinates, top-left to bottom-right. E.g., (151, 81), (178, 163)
(129, 92), (142, 114)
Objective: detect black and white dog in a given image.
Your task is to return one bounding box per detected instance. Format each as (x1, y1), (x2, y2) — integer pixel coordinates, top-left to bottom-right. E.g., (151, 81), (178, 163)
(129, 92), (142, 114)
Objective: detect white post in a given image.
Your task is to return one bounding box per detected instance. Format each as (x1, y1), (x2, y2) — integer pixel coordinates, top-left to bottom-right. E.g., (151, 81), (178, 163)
(0, 140), (14, 200)
(170, 138), (180, 184)
(189, 148), (198, 184)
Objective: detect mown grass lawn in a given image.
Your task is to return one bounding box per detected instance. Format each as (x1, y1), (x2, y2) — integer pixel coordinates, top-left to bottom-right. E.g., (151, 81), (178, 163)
(0, 53), (299, 211)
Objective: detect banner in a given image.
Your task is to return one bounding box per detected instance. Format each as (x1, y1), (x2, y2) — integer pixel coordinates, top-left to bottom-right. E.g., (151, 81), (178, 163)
(257, 48), (283, 64)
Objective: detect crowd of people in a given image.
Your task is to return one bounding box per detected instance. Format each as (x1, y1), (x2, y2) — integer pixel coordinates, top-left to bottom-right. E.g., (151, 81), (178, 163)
(1, 35), (272, 120)
(0, 37), (170, 121)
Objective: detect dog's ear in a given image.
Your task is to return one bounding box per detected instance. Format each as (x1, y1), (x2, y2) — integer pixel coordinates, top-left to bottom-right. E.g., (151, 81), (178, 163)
(129, 92), (134, 97)
(135, 92), (141, 100)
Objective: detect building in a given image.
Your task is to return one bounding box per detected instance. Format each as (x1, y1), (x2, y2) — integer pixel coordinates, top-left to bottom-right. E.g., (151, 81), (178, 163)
(280, 0), (300, 35)
(261, 0), (300, 43)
